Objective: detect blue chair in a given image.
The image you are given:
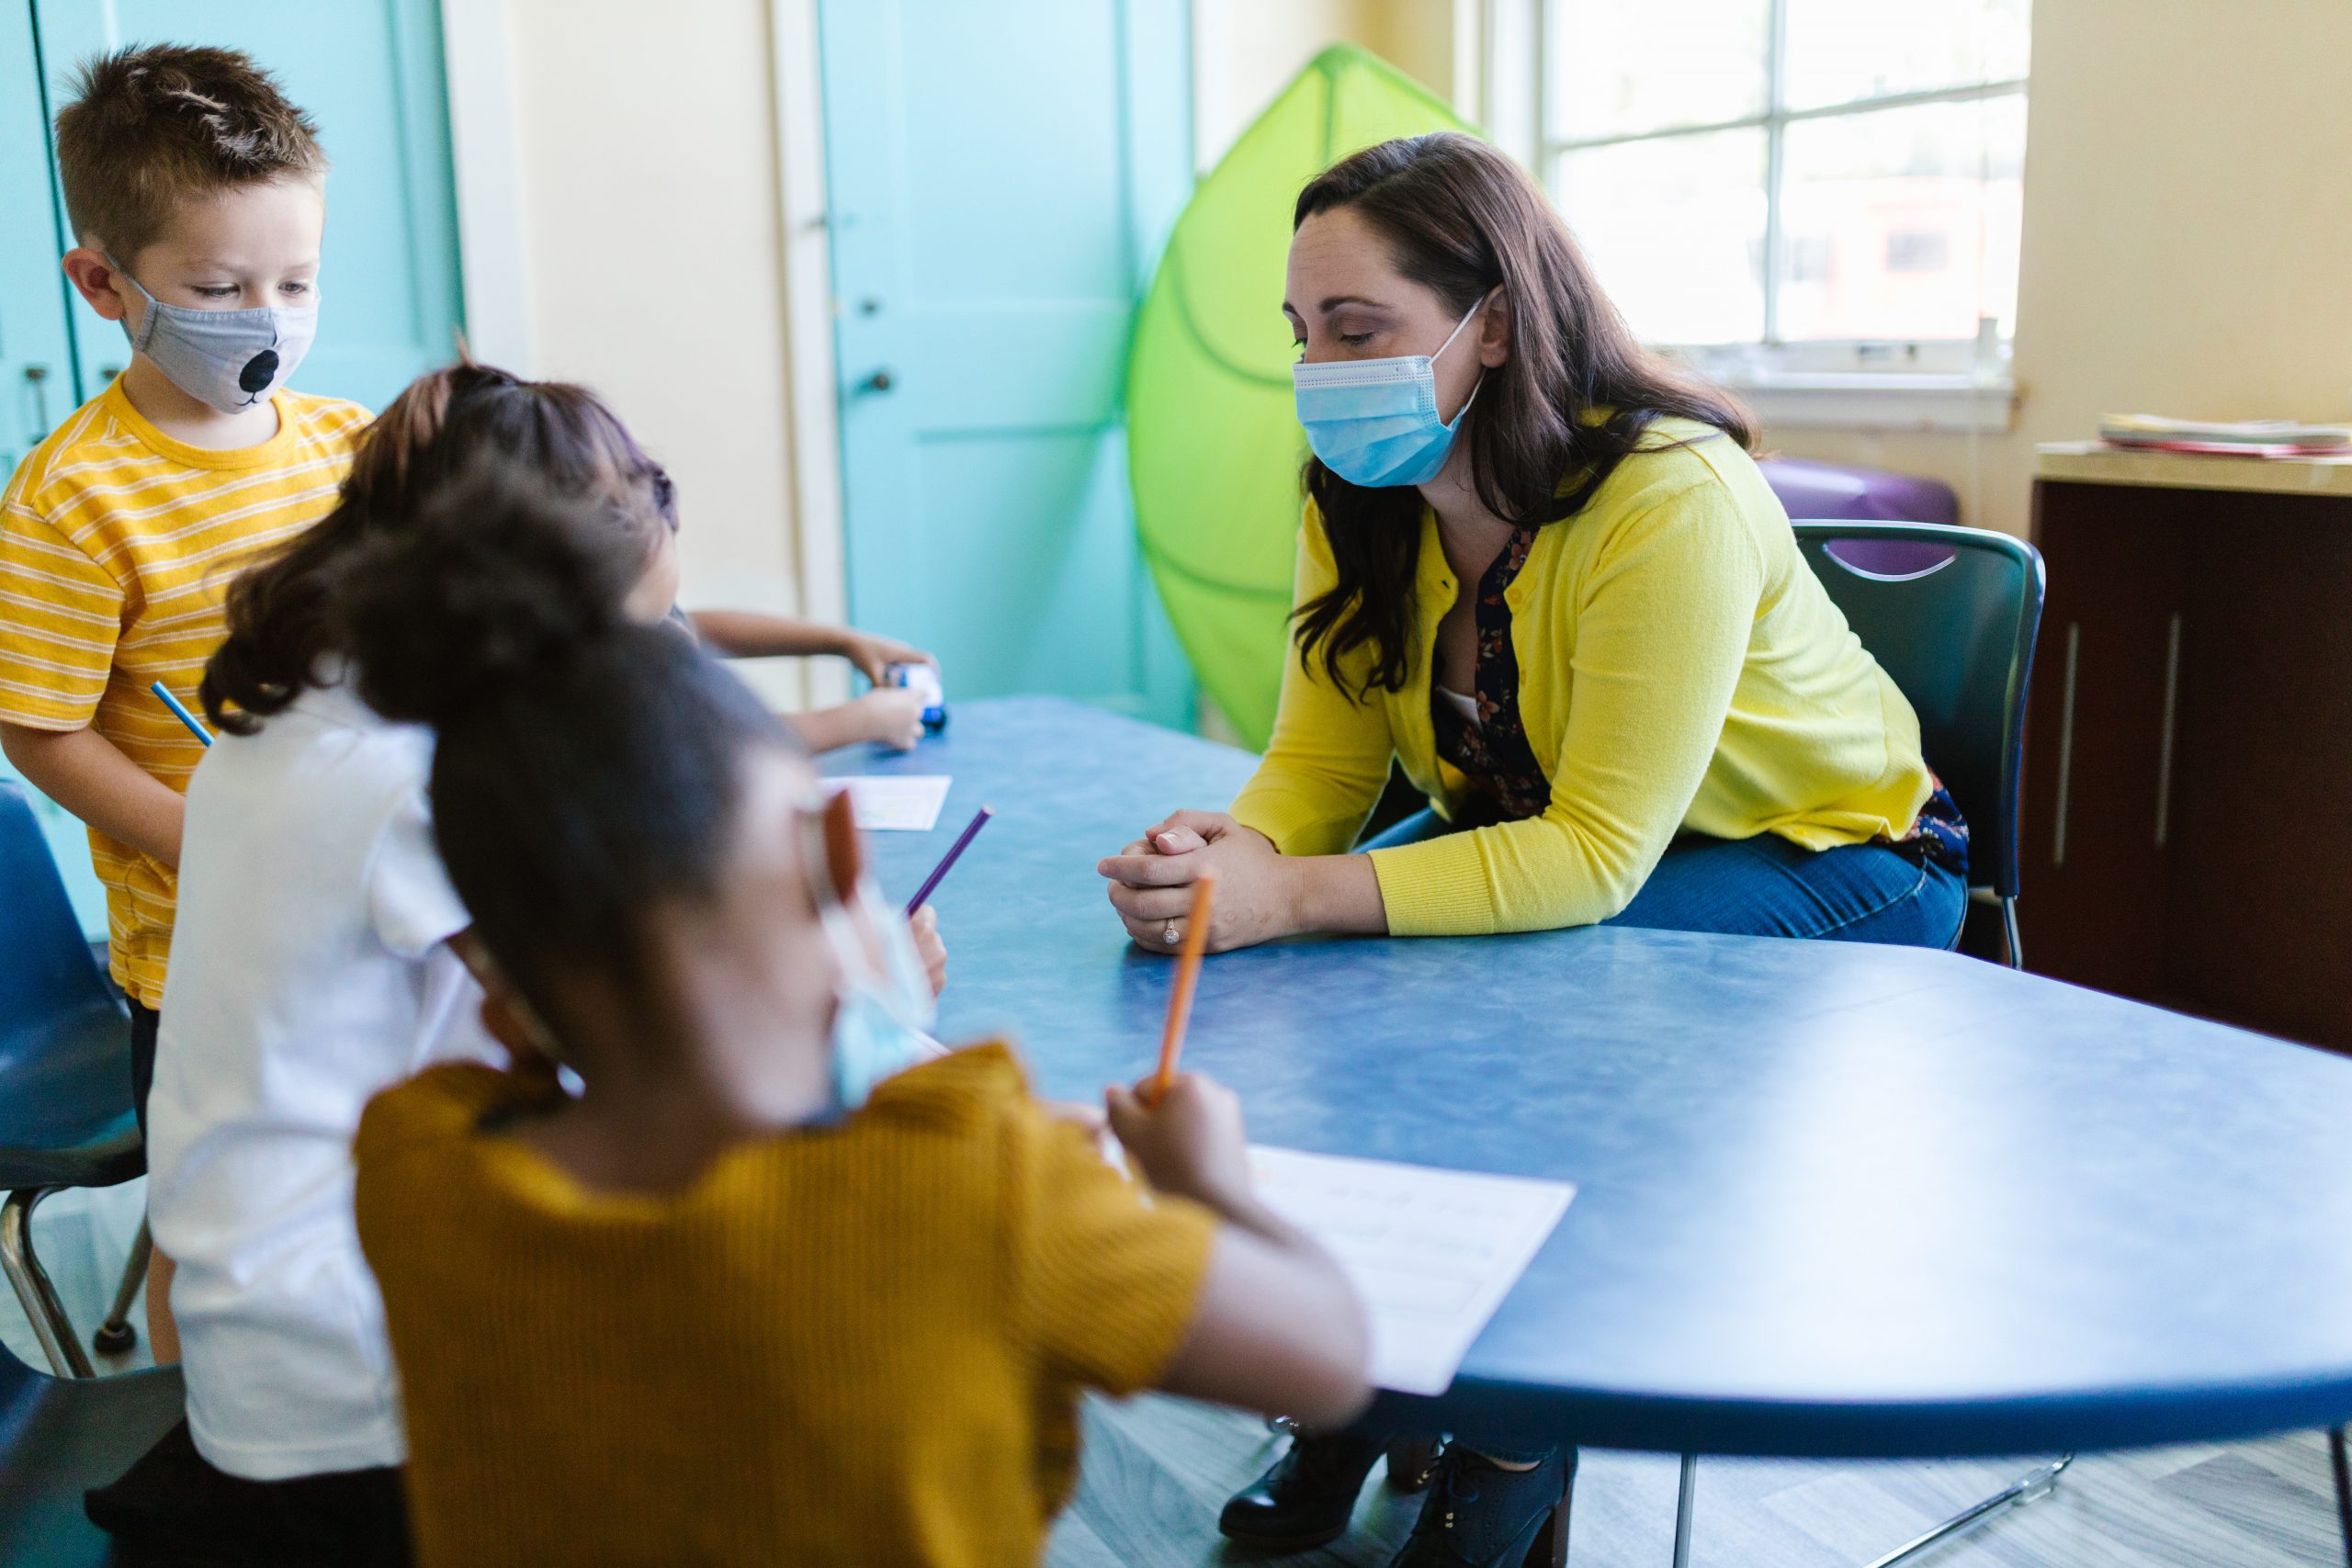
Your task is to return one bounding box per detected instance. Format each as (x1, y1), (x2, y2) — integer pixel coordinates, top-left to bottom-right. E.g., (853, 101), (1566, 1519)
(1793, 521), (2046, 970)
(0, 783), (144, 1378)
(1661, 522), (2055, 1568)
(0, 1328), (183, 1566)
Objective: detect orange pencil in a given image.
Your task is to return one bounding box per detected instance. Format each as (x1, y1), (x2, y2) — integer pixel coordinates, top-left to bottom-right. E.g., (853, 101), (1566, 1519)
(1150, 875), (1216, 1103)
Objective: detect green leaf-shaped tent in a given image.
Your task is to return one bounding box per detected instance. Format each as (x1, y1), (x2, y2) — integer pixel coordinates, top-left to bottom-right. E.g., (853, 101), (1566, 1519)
(1127, 46), (1471, 749)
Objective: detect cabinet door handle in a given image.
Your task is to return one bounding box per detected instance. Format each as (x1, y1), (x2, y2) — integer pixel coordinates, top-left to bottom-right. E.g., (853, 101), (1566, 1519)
(24, 365), (50, 434)
(2052, 622), (2079, 869)
(2154, 612), (2181, 848)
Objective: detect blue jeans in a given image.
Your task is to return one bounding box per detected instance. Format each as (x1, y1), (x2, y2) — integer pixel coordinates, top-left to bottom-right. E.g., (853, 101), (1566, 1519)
(1361, 809), (1965, 949)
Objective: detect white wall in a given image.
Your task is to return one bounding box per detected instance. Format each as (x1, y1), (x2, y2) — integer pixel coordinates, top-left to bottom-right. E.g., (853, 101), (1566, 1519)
(499, 0), (808, 704)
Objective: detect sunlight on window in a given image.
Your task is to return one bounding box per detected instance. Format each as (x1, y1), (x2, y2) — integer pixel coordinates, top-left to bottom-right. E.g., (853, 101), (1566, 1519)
(1544, 0), (2030, 352)
(1546, 0), (1769, 141)
(1557, 130), (1768, 346)
(1776, 96), (2025, 342)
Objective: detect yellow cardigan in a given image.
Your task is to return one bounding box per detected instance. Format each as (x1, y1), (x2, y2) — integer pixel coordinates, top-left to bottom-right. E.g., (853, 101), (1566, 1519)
(1229, 419), (1935, 937)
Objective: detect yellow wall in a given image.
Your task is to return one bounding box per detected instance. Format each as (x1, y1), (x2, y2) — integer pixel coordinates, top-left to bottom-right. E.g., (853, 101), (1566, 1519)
(1192, 0), (1458, 168)
(503, 0), (807, 703)
(1762, 0), (2352, 537)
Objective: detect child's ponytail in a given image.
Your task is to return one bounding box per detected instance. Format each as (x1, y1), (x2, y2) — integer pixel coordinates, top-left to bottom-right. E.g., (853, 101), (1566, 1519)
(336, 458), (790, 1049)
(340, 462), (637, 731)
(202, 360), (676, 733)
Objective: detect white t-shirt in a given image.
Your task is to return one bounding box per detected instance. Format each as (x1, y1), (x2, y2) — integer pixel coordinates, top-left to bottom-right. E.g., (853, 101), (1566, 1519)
(150, 681), (493, 1480)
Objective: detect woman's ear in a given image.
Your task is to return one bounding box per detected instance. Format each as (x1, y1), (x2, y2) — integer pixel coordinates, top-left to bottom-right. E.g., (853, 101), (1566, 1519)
(821, 788), (865, 905)
(1477, 289), (1511, 368)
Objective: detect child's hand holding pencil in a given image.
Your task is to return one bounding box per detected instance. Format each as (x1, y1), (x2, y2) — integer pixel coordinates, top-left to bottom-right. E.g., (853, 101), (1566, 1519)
(1105, 1070), (1250, 1213)
(1102, 876), (1249, 1203)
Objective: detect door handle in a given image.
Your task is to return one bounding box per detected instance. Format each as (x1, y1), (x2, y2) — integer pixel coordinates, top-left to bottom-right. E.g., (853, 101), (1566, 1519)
(857, 368), (895, 394)
(24, 365), (50, 435)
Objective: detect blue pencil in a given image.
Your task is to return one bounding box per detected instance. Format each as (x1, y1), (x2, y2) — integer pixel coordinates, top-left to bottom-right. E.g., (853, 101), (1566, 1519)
(150, 681), (213, 747)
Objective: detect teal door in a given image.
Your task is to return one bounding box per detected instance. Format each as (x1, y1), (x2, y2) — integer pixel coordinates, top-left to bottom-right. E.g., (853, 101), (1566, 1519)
(30, 0), (464, 412)
(2, 2), (463, 933)
(0, 0), (73, 482)
(0, 0), (103, 931)
(819, 0), (1195, 728)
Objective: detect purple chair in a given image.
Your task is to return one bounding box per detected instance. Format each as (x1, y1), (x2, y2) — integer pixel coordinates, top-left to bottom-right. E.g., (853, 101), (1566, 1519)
(1760, 455), (1961, 527)
(1763, 457), (1967, 583)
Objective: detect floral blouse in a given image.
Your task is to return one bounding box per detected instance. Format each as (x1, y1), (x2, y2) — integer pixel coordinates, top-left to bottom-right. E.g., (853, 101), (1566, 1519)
(1430, 524), (1969, 876)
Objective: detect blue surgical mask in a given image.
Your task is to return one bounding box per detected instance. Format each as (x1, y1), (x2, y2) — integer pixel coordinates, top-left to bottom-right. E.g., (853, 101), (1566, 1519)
(108, 258), (318, 414)
(1293, 296), (1490, 488)
(811, 850), (941, 1114)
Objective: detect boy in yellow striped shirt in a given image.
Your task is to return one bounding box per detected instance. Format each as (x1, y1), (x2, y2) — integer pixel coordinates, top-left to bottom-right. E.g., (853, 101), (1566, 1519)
(0, 46), (365, 1359)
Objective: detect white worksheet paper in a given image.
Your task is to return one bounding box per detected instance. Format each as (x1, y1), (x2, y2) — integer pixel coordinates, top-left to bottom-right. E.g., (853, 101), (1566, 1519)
(826, 775), (951, 831)
(1249, 1146), (1575, 1396)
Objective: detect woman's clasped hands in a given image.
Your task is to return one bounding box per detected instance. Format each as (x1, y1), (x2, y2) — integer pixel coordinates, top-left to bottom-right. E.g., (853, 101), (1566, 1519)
(1096, 810), (1300, 954)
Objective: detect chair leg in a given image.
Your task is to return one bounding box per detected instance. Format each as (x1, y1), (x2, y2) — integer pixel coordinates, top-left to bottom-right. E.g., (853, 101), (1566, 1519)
(0, 1189), (96, 1379)
(1670, 1453), (1696, 1568)
(94, 1216), (151, 1354)
(2329, 1427), (2351, 1568)
(2001, 897), (2025, 971)
(1856, 1453), (2072, 1568)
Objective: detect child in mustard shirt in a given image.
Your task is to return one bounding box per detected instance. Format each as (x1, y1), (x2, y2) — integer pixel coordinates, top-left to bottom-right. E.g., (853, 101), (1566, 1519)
(0, 44), (366, 1362)
(337, 464), (1370, 1567)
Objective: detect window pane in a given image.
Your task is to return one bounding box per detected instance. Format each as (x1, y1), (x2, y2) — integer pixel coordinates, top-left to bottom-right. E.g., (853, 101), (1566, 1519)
(1783, 0), (2031, 112)
(1774, 94), (2027, 343)
(1548, 0), (1770, 140)
(1555, 129), (1768, 345)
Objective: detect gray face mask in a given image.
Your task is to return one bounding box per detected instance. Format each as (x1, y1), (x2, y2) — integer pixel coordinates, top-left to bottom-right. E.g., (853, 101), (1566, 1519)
(108, 259), (318, 413)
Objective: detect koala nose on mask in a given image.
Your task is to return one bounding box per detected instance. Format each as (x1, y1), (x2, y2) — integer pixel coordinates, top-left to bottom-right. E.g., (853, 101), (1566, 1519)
(238, 349), (279, 395)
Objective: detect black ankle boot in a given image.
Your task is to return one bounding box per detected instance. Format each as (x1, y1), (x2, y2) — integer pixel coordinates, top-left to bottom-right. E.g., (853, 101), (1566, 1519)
(1388, 1444), (1574, 1568)
(1218, 1428), (1389, 1551)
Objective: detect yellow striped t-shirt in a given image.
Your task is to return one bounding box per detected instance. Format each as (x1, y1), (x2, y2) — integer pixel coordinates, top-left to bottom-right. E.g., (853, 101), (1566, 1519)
(0, 379), (369, 1008)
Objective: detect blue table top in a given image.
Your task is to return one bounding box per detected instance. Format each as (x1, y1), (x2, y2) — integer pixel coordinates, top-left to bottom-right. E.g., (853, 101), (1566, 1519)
(829, 697), (2352, 1458)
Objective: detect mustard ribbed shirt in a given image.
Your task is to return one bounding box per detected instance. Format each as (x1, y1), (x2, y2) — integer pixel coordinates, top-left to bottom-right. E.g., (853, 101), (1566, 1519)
(1231, 420), (1935, 936)
(353, 1044), (1215, 1567)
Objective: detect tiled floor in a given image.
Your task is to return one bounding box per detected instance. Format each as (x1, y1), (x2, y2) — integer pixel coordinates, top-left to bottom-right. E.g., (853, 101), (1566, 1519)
(10, 1197), (2340, 1566)
(1051, 1398), (2346, 1567)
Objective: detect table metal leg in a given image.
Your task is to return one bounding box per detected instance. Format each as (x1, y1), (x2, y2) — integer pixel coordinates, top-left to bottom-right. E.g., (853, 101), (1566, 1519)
(1857, 1453), (2072, 1568)
(94, 1216), (151, 1354)
(1671, 1452), (1696, 1568)
(2329, 1427), (2351, 1568)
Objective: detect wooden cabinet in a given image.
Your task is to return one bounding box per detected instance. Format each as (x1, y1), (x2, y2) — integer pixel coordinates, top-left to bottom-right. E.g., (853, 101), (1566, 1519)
(2025, 448), (2352, 1050)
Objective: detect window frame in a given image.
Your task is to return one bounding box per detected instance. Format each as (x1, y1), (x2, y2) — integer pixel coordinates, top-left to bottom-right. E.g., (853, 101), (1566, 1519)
(1493, 0), (2028, 428)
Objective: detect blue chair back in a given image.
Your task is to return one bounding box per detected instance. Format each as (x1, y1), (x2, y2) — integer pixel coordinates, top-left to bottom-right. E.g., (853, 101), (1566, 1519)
(0, 784), (138, 1185)
(0, 1330), (185, 1566)
(1792, 523), (2045, 903)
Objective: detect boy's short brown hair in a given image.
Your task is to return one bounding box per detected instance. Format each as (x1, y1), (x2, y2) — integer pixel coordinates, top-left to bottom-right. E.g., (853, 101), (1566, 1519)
(53, 44), (327, 263)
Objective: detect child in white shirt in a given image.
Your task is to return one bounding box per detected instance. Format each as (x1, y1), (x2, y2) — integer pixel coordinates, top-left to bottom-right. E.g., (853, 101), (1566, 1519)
(102, 362), (945, 1562)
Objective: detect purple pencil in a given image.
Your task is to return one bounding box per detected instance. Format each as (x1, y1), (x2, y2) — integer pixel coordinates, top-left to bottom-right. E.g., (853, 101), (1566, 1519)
(904, 806), (993, 916)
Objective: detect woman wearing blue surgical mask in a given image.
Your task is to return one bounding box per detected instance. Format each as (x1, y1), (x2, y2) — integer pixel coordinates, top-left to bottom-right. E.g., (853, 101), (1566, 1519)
(1098, 132), (1970, 1565)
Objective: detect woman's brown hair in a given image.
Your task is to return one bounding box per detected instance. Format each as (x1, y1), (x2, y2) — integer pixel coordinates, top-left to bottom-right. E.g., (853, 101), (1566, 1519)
(1291, 132), (1757, 697)
(202, 361), (677, 733)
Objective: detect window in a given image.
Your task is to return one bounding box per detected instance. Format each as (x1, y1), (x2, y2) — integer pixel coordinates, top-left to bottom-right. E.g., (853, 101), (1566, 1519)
(1523, 0), (2028, 386)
